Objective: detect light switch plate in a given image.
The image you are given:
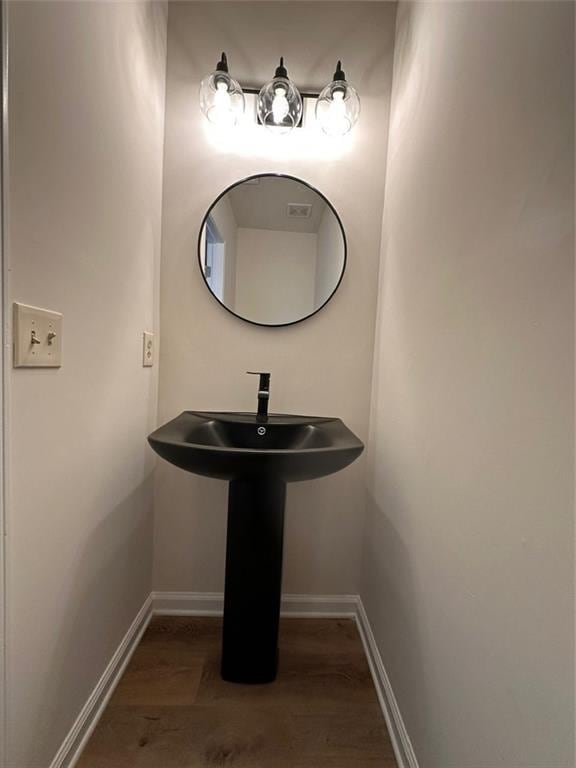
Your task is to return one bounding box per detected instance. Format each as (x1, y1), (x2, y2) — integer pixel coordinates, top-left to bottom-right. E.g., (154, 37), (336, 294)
(143, 331), (154, 367)
(13, 302), (62, 368)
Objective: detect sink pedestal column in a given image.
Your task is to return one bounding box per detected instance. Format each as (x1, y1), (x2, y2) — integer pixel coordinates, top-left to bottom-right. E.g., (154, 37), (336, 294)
(221, 477), (286, 684)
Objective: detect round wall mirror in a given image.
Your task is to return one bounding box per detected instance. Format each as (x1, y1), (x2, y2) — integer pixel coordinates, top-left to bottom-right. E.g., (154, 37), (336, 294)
(198, 174), (347, 327)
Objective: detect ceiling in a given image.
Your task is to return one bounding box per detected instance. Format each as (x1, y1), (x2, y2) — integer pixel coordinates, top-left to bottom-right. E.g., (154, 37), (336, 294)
(227, 177), (328, 234)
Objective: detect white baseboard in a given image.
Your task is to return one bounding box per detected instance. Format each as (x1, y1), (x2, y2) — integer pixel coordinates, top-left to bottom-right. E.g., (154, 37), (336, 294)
(49, 594), (153, 768)
(50, 590), (418, 768)
(281, 593), (358, 617)
(355, 598), (419, 768)
(153, 590), (223, 616)
(152, 590), (358, 618)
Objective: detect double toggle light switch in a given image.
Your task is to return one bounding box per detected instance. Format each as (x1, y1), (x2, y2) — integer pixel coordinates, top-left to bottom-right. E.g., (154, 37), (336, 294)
(13, 302), (63, 368)
(29, 329), (57, 346)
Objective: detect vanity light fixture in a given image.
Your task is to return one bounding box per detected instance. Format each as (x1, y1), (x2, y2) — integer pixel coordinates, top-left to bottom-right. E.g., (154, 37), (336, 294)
(199, 52), (245, 127)
(257, 57), (303, 134)
(315, 61), (360, 136)
(199, 54), (360, 136)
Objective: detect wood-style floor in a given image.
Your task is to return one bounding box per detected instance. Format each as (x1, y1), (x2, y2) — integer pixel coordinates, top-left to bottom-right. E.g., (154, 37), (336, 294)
(77, 617), (398, 767)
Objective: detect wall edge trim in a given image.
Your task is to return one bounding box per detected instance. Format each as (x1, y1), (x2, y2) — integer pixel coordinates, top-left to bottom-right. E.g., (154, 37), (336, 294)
(49, 594), (153, 768)
(355, 596), (420, 768)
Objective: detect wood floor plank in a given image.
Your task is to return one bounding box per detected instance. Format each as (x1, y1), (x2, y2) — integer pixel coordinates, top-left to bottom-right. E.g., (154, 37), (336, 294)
(77, 617), (397, 768)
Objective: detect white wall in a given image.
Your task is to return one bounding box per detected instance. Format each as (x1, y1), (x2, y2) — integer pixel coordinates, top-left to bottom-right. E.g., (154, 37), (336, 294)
(363, 2), (574, 766)
(235, 228), (317, 324)
(155, 1), (396, 595)
(315, 206), (344, 307)
(6, 3), (167, 766)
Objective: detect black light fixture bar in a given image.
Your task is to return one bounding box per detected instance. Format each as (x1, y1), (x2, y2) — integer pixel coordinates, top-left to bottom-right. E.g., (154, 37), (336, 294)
(241, 86), (320, 99)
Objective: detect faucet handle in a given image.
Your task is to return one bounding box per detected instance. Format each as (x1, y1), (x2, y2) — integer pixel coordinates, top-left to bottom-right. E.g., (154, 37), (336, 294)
(246, 371), (270, 389)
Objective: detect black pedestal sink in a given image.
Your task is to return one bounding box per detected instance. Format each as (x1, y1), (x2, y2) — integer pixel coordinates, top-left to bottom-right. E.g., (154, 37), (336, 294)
(148, 411), (364, 683)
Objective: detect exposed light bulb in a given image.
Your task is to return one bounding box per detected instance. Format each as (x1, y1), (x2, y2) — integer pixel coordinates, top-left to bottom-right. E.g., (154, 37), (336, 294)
(272, 85), (289, 124)
(212, 81), (232, 125)
(327, 90), (349, 135)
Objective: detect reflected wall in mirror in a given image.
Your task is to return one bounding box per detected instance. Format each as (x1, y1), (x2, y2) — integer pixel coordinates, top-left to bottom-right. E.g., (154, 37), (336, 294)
(198, 174), (346, 327)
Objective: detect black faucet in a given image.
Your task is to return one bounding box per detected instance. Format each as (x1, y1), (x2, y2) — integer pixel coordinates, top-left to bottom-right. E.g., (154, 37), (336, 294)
(247, 371), (271, 420)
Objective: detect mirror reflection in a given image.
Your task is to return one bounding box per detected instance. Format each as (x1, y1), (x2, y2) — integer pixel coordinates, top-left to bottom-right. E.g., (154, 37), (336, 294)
(199, 175), (346, 326)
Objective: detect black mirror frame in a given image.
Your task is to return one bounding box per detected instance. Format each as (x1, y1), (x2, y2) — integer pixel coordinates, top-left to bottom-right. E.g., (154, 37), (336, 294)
(197, 173), (347, 328)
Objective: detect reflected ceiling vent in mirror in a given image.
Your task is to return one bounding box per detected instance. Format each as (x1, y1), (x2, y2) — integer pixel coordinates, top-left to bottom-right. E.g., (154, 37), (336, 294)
(199, 54), (360, 137)
(287, 203), (312, 219)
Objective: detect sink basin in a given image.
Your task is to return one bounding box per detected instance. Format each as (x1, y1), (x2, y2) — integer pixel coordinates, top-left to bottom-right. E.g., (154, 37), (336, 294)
(148, 411), (363, 482)
(148, 410), (364, 685)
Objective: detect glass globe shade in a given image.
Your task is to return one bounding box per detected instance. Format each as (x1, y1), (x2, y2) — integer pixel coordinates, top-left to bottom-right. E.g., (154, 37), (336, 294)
(199, 70), (245, 127)
(258, 77), (302, 134)
(315, 80), (360, 137)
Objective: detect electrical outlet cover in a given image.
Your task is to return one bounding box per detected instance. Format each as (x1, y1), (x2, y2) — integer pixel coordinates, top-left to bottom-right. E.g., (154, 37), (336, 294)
(143, 331), (154, 367)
